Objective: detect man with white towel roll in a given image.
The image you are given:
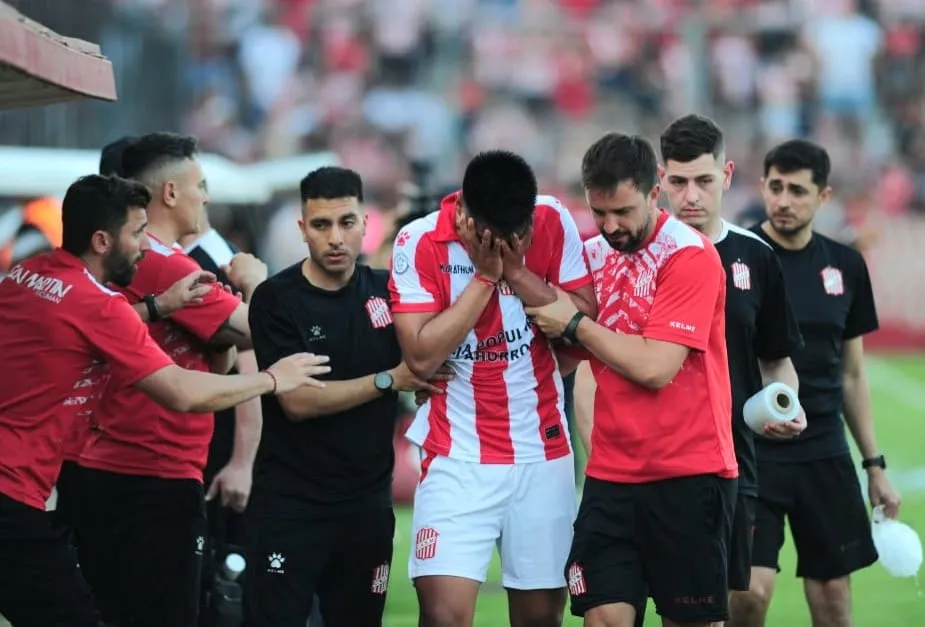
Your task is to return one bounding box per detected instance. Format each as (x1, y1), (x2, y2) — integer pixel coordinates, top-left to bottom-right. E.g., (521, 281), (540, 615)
(659, 115), (807, 603)
(735, 139), (901, 627)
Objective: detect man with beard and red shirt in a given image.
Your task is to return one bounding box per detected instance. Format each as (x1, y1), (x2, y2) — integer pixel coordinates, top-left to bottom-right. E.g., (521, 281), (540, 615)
(527, 133), (738, 627)
(0, 174), (330, 627)
(76, 133), (271, 627)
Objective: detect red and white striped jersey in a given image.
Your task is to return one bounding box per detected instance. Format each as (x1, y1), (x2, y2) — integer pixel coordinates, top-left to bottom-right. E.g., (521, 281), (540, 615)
(388, 192), (591, 464)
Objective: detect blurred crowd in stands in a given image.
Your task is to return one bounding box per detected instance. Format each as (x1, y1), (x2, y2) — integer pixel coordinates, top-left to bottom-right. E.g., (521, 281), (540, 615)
(3, 0), (925, 272)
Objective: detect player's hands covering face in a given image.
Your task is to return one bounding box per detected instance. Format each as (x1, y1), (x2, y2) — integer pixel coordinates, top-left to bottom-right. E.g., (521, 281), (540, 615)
(457, 216), (503, 282)
(524, 286), (579, 339)
(498, 227), (533, 280)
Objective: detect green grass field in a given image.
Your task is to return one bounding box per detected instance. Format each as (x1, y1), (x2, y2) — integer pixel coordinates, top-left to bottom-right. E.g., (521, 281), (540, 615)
(383, 355), (925, 626)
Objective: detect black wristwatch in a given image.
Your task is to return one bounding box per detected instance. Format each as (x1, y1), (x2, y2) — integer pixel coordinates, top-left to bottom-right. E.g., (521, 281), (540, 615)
(374, 371), (394, 393)
(861, 455), (887, 470)
(561, 312), (587, 347)
(142, 293), (162, 323)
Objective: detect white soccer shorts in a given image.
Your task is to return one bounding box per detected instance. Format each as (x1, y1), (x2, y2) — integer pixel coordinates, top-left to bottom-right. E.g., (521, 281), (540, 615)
(408, 452), (577, 590)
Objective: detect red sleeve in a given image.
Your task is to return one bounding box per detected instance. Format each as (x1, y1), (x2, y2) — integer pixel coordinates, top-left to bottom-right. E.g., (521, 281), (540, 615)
(643, 246), (723, 352)
(85, 296), (174, 387)
(541, 197), (592, 292)
(158, 252), (241, 342)
(388, 226), (444, 314)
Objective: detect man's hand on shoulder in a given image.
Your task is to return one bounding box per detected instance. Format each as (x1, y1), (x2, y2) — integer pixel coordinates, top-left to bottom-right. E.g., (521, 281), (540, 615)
(155, 270), (218, 316)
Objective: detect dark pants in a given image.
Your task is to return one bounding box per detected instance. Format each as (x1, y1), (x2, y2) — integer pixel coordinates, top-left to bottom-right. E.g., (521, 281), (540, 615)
(0, 492), (100, 627)
(80, 468), (207, 627)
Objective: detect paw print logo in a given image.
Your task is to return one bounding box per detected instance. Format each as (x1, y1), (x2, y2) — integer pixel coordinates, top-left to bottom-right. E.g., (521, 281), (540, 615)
(396, 231), (410, 247)
(311, 326), (321, 336)
(268, 553), (285, 569)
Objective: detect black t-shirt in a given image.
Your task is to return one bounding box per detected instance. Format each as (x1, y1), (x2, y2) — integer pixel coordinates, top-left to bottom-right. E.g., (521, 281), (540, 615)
(751, 225), (879, 462)
(185, 231), (238, 484)
(248, 262), (402, 518)
(715, 222), (803, 495)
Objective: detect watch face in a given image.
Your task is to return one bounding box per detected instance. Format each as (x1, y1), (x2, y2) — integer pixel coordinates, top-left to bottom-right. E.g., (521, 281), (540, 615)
(374, 371), (393, 391)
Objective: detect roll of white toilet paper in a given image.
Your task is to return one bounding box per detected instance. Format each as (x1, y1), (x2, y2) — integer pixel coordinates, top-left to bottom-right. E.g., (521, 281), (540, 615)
(743, 382), (801, 434)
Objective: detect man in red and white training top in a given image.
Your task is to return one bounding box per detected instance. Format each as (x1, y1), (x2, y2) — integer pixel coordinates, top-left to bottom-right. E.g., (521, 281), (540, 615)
(76, 133), (271, 627)
(389, 150), (597, 627)
(0, 174), (329, 627)
(526, 133), (738, 627)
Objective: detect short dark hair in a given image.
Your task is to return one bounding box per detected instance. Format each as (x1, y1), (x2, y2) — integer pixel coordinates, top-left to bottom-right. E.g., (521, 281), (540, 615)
(300, 166), (364, 204)
(99, 136), (137, 176)
(582, 133), (659, 195)
(120, 132), (198, 184)
(61, 175), (151, 256)
(660, 114), (725, 163)
(763, 139), (831, 188)
(461, 150), (538, 236)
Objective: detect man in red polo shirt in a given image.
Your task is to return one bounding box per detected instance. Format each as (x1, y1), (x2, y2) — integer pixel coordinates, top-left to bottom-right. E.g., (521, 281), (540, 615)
(390, 150), (596, 627)
(526, 133), (737, 627)
(0, 174), (329, 627)
(77, 133), (271, 627)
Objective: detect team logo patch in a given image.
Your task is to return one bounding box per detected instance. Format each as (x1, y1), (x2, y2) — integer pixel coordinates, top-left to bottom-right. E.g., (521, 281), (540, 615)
(634, 269), (653, 298)
(267, 553), (286, 574)
(415, 527), (439, 560)
(371, 562), (390, 594)
(820, 266), (844, 296)
(731, 261), (751, 291)
(567, 563), (586, 596)
(365, 297), (394, 329)
(393, 253), (410, 275)
(497, 280), (515, 296)
(396, 231), (410, 247)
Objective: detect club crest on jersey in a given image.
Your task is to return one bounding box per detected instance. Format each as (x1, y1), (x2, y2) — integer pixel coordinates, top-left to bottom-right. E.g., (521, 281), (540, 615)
(365, 296), (394, 329)
(731, 261), (751, 291)
(820, 266), (844, 296)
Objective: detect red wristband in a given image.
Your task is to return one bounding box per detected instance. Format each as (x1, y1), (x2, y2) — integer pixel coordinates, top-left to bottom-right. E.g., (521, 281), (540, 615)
(473, 273), (497, 288)
(263, 370), (278, 395)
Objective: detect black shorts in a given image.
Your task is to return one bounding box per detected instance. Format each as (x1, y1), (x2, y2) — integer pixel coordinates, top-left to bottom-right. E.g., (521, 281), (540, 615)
(728, 493), (756, 591)
(79, 468), (207, 627)
(752, 454), (877, 580)
(52, 460), (83, 544)
(567, 474), (736, 624)
(0, 492), (100, 627)
(245, 506), (395, 627)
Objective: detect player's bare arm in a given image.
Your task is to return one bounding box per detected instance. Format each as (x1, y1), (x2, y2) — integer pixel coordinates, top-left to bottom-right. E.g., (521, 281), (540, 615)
(278, 361), (453, 421)
(526, 286), (689, 389)
(499, 228), (597, 316)
(757, 357), (807, 439)
(132, 269), (217, 322)
(573, 360), (596, 454)
(134, 352), (331, 413)
(206, 349), (262, 512)
(206, 253), (269, 350)
(842, 336), (902, 518)
(208, 344), (238, 374)
(209, 304), (253, 350)
(395, 219), (501, 379)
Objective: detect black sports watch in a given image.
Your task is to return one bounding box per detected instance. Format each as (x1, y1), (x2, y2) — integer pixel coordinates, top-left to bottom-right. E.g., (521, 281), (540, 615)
(561, 312), (587, 347)
(861, 455), (887, 470)
(142, 293), (162, 323)
(373, 371), (394, 393)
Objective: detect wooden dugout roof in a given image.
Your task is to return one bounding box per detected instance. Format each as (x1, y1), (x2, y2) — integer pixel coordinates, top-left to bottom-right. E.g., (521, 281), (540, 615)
(0, 1), (116, 110)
